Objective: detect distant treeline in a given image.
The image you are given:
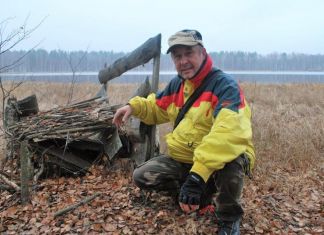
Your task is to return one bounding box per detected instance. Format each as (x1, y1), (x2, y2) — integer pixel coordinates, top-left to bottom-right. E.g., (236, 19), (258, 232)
(1, 49), (324, 72)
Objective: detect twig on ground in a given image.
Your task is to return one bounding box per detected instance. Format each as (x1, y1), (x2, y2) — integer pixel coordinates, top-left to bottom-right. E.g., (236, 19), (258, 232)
(0, 171), (21, 191)
(54, 192), (101, 218)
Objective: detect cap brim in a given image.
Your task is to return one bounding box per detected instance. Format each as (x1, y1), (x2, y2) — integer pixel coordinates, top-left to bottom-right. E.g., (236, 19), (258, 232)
(166, 42), (201, 54)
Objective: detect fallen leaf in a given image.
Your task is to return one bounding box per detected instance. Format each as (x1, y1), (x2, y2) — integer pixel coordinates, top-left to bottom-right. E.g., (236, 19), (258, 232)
(255, 226), (263, 233)
(103, 223), (117, 232)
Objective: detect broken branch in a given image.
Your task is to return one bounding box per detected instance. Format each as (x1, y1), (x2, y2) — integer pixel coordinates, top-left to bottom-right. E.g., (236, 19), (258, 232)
(54, 192), (101, 218)
(0, 171), (20, 191)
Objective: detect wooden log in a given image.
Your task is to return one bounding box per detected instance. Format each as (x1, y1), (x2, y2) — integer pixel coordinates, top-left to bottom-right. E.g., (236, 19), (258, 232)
(130, 76), (151, 99)
(131, 135), (151, 166)
(94, 83), (108, 99)
(17, 94), (39, 117)
(4, 96), (19, 159)
(20, 140), (32, 204)
(98, 34), (161, 83)
(151, 49), (161, 93)
(3, 96), (19, 129)
(125, 77), (152, 143)
(148, 51), (161, 160)
(26, 124), (109, 140)
(125, 77), (158, 165)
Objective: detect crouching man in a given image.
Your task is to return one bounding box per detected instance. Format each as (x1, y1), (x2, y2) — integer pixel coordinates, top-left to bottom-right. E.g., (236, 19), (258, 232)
(113, 29), (255, 235)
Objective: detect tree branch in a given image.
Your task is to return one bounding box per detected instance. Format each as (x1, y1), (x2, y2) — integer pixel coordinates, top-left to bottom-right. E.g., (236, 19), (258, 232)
(0, 15), (47, 56)
(54, 192), (101, 218)
(0, 171), (20, 191)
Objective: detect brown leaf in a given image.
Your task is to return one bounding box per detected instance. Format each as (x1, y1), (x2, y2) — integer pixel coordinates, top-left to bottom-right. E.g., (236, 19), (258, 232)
(122, 226), (132, 234)
(4, 206), (18, 218)
(103, 223), (117, 232)
(91, 223), (102, 232)
(271, 220), (282, 229)
(62, 224), (71, 232)
(255, 226), (263, 233)
(65, 196), (76, 204)
(89, 213), (98, 221)
(156, 210), (167, 218)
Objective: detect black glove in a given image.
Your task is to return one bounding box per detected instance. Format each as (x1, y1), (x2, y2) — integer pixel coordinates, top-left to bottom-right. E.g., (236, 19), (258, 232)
(179, 172), (206, 205)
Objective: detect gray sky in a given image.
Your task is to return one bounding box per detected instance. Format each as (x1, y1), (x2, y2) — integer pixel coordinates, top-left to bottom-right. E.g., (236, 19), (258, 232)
(1, 0), (323, 54)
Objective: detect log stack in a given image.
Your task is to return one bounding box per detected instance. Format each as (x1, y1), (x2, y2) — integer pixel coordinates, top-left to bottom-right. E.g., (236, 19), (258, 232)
(7, 96), (125, 177)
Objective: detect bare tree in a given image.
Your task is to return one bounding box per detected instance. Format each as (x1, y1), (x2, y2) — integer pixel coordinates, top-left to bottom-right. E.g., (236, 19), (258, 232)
(63, 47), (89, 104)
(0, 15), (46, 73)
(0, 15), (45, 115)
(0, 16), (44, 175)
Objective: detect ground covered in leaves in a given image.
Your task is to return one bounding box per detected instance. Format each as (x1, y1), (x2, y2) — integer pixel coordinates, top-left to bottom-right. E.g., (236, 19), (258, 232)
(0, 159), (323, 234)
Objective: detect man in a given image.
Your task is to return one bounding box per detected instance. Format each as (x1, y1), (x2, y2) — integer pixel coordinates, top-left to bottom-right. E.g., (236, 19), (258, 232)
(113, 29), (255, 235)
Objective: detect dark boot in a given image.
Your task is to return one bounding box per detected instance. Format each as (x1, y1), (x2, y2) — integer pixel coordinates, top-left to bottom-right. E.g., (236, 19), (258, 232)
(218, 219), (240, 235)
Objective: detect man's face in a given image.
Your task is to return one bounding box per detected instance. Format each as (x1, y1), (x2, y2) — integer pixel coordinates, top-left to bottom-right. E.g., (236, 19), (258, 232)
(171, 45), (206, 79)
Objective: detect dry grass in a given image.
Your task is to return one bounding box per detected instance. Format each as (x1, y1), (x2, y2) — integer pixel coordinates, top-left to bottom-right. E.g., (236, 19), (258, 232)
(1, 81), (323, 233)
(1, 81), (323, 177)
(242, 83), (324, 173)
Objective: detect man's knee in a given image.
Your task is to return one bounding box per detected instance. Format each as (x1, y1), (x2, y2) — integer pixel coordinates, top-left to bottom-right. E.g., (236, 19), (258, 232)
(221, 155), (247, 179)
(132, 167), (147, 189)
(132, 165), (162, 189)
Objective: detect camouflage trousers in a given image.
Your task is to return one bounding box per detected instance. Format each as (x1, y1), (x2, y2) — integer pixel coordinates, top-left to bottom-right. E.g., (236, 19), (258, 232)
(133, 154), (250, 222)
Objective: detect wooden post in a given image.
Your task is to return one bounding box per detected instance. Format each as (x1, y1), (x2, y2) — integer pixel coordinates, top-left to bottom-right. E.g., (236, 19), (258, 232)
(149, 37), (161, 159)
(151, 51), (161, 92)
(20, 140), (32, 204)
(4, 96), (19, 159)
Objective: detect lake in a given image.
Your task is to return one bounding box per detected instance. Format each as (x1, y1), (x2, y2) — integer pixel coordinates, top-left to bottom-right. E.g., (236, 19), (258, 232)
(1, 71), (324, 84)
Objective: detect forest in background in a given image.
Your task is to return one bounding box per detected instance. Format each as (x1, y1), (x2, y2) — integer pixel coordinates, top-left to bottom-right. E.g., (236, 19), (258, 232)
(1, 49), (324, 73)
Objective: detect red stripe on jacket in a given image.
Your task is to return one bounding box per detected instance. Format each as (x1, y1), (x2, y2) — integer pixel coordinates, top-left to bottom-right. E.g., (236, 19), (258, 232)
(192, 91), (219, 109)
(156, 83), (184, 110)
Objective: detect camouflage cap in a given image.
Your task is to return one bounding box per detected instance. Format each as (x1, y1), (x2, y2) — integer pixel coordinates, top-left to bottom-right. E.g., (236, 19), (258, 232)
(167, 29), (204, 53)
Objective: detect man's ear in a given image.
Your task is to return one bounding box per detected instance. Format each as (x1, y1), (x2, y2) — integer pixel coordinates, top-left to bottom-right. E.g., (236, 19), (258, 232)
(202, 47), (207, 56)
(203, 47), (207, 55)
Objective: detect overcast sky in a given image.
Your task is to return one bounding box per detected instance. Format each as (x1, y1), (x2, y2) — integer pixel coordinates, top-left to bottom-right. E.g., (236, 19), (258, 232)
(1, 0), (323, 54)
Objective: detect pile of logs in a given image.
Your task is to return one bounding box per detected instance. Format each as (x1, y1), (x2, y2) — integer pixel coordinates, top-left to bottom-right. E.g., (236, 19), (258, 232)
(9, 97), (119, 142)
(3, 76), (153, 181)
(0, 34), (161, 206)
(5, 96), (126, 177)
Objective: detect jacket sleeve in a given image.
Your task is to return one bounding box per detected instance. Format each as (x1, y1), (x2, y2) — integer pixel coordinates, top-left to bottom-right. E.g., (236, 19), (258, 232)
(190, 82), (253, 182)
(128, 93), (170, 125)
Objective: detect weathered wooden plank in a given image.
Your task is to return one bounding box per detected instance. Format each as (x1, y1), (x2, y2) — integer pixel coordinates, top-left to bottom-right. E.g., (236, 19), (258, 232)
(20, 140), (31, 204)
(4, 97), (19, 159)
(42, 147), (92, 170)
(130, 76), (151, 99)
(149, 51), (161, 159)
(98, 34), (161, 83)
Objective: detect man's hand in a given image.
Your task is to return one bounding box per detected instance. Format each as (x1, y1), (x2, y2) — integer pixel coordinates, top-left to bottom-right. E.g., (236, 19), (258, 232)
(112, 104), (133, 128)
(179, 172), (206, 213)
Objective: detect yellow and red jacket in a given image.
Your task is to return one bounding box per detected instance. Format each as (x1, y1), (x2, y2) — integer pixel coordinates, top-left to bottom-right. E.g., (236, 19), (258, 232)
(128, 55), (255, 182)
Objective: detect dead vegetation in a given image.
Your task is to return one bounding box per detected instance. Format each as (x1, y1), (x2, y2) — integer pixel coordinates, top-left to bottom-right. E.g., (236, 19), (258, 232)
(0, 82), (323, 234)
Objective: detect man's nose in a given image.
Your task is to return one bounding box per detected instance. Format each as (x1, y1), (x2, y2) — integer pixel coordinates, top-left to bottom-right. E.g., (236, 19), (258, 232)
(179, 56), (189, 65)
